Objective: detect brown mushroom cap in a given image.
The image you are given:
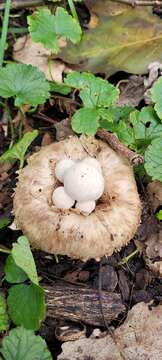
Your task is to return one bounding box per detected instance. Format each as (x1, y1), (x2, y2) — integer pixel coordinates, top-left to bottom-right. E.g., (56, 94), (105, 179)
(13, 135), (141, 261)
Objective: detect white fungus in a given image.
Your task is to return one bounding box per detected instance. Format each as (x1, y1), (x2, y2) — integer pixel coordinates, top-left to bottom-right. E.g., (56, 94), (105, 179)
(64, 160), (104, 202)
(55, 159), (75, 183)
(52, 186), (75, 209)
(76, 200), (96, 215)
(82, 157), (102, 174)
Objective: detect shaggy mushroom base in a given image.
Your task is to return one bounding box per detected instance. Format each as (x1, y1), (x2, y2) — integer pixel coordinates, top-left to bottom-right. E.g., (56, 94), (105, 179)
(13, 135), (141, 261)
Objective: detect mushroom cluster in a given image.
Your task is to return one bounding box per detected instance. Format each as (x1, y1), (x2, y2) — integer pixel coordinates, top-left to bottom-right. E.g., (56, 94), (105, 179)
(52, 157), (105, 215)
(13, 135), (141, 261)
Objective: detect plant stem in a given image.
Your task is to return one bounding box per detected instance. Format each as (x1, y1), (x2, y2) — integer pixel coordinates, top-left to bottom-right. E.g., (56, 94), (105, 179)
(0, 0), (11, 67)
(118, 248), (139, 266)
(67, 0), (79, 23)
(0, 247), (11, 254)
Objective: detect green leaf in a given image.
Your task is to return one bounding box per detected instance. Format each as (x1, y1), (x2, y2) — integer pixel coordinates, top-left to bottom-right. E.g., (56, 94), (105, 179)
(156, 210), (162, 220)
(72, 108), (100, 135)
(0, 218), (10, 230)
(144, 138), (162, 181)
(50, 81), (71, 95)
(151, 77), (162, 120)
(112, 107), (162, 152)
(12, 236), (39, 285)
(28, 8), (58, 52)
(7, 284), (46, 330)
(0, 326), (52, 360)
(0, 63), (50, 107)
(5, 254), (28, 284)
(65, 72), (119, 108)
(0, 292), (9, 332)
(28, 7), (81, 54)
(54, 7), (81, 44)
(0, 130), (38, 168)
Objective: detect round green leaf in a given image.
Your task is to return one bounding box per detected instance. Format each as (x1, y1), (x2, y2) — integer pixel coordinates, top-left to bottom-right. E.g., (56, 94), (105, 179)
(4, 255), (28, 284)
(144, 138), (162, 181)
(7, 284), (46, 330)
(0, 326), (52, 360)
(72, 108), (100, 135)
(0, 63), (50, 107)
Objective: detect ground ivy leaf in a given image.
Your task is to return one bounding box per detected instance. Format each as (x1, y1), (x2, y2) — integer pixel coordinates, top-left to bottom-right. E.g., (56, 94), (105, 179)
(65, 71), (96, 88)
(144, 138), (162, 181)
(65, 72), (119, 108)
(0, 63), (50, 107)
(111, 107), (162, 153)
(0, 130), (38, 168)
(72, 108), (100, 135)
(28, 8), (58, 52)
(12, 236), (39, 285)
(130, 107), (162, 142)
(5, 254), (28, 284)
(0, 326), (52, 360)
(54, 7), (82, 44)
(7, 284), (46, 331)
(151, 77), (162, 120)
(0, 292), (9, 332)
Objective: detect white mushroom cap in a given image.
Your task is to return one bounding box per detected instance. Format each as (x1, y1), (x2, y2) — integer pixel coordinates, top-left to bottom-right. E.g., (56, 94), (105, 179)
(64, 161), (104, 202)
(76, 200), (96, 215)
(55, 159), (75, 183)
(52, 186), (75, 209)
(82, 157), (102, 174)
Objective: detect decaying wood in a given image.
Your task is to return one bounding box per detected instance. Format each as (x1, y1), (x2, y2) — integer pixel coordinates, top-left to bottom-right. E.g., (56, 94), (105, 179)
(44, 283), (125, 327)
(97, 129), (144, 165)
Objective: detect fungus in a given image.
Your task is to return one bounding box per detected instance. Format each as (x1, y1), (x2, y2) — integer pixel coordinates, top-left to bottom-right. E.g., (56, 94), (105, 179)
(64, 161), (104, 202)
(52, 186), (75, 209)
(55, 158), (75, 183)
(13, 135), (141, 261)
(76, 200), (96, 215)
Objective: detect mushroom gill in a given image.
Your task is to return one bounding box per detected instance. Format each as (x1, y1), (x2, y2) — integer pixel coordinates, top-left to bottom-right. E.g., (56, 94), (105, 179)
(13, 135), (141, 261)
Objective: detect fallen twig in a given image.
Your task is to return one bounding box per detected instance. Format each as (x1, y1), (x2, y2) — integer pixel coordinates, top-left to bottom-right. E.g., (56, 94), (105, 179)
(0, 0), (45, 10)
(115, 0), (162, 5)
(97, 129), (144, 165)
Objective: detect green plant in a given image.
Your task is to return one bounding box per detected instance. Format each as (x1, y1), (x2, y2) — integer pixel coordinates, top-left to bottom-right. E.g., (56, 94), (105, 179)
(156, 210), (162, 220)
(28, 5), (82, 54)
(0, 293), (9, 332)
(65, 71), (119, 134)
(0, 63), (50, 107)
(0, 326), (52, 360)
(0, 0), (11, 66)
(0, 130), (39, 168)
(4, 236), (46, 331)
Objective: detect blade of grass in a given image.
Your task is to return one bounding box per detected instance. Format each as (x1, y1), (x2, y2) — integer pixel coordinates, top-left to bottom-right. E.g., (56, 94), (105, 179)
(67, 0), (80, 24)
(0, 0), (11, 67)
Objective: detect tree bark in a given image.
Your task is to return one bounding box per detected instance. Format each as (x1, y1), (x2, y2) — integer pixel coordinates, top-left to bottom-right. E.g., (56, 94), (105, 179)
(45, 282), (125, 327)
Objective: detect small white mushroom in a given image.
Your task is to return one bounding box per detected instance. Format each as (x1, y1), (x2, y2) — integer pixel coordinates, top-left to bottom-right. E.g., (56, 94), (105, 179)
(52, 186), (75, 209)
(76, 200), (96, 215)
(64, 161), (104, 202)
(82, 157), (102, 174)
(55, 159), (75, 183)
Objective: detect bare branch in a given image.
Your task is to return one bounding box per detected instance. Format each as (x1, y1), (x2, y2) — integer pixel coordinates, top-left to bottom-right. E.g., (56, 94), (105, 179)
(97, 129), (144, 165)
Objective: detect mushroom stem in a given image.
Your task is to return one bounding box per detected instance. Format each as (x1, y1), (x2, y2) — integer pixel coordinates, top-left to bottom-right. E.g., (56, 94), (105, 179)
(97, 129), (144, 166)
